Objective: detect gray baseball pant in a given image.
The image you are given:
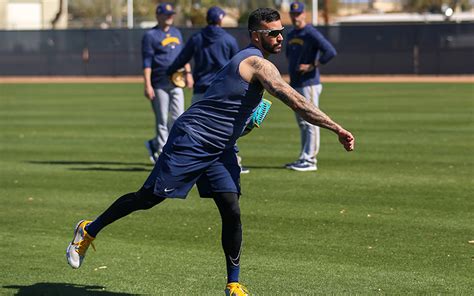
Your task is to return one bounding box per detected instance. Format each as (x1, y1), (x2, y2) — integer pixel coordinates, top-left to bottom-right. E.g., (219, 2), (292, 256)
(150, 86), (184, 153)
(294, 84), (323, 163)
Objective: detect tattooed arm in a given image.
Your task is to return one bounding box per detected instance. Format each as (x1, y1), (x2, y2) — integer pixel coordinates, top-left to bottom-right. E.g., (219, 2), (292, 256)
(239, 56), (355, 151)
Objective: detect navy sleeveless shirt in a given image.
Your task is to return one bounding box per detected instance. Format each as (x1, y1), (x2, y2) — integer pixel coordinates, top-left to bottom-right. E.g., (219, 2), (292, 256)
(173, 45), (264, 150)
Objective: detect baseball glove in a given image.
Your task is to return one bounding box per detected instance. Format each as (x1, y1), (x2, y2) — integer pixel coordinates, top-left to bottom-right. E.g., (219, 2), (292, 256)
(241, 98), (272, 136)
(170, 70), (186, 88)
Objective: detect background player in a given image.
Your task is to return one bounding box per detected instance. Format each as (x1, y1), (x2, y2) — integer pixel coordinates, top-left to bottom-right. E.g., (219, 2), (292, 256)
(142, 3), (192, 163)
(167, 6), (250, 174)
(167, 6), (239, 103)
(285, 1), (337, 172)
(66, 8), (354, 296)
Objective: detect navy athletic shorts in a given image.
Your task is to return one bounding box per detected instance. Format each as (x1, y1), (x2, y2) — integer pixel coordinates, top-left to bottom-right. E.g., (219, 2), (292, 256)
(143, 127), (241, 198)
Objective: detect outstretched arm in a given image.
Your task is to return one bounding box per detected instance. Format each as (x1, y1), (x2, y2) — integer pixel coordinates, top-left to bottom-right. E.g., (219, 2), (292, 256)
(141, 34), (155, 101)
(241, 56), (354, 151)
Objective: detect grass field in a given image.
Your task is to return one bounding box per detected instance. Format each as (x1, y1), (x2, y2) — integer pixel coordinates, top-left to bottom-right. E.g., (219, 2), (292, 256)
(0, 82), (472, 295)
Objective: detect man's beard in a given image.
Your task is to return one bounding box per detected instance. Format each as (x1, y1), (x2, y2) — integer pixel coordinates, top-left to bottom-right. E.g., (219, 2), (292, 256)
(262, 40), (281, 54)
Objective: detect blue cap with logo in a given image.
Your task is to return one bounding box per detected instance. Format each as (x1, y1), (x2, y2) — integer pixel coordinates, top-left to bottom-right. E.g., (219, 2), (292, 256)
(156, 3), (176, 15)
(290, 1), (305, 13)
(207, 6), (226, 24)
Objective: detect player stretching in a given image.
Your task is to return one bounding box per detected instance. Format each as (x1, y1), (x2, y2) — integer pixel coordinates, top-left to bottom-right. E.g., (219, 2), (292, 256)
(66, 8), (354, 296)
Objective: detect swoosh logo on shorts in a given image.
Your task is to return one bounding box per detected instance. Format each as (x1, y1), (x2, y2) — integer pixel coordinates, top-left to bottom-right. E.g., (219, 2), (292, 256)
(229, 245), (242, 266)
(164, 188), (175, 193)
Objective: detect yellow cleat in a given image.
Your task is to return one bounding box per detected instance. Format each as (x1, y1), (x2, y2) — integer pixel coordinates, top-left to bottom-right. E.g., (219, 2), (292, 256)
(225, 282), (249, 296)
(66, 220), (95, 269)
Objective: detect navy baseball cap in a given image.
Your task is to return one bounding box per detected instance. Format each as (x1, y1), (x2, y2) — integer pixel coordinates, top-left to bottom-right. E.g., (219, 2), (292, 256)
(290, 2), (305, 13)
(207, 6), (226, 24)
(156, 3), (176, 15)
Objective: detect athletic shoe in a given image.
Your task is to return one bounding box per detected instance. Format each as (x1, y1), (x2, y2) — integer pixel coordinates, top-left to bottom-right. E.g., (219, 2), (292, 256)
(284, 159), (302, 168)
(66, 220), (95, 269)
(289, 160), (317, 172)
(240, 166), (250, 174)
(225, 282), (249, 296)
(145, 140), (158, 164)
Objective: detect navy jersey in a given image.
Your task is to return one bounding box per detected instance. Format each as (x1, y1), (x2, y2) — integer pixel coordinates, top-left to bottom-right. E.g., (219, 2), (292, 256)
(173, 45), (264, 150)
(286, 25), (337, 87)
(142, 26), (184, 88)
(167, 25), (239, 94)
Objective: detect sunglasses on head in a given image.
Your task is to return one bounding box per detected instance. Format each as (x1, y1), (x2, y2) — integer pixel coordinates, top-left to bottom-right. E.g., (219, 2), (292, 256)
(252, 27), (284, 37)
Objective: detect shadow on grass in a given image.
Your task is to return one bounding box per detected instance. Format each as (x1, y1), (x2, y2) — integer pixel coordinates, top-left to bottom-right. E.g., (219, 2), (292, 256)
(27, 160), (285, 171)
(243, 165), (285, 170)
(3, 283), (140, 296)
(27, 160), (153, 173)
(68, 165), (286, 172)
(28, 160), (152, 167)
(70, 167), (149, 172)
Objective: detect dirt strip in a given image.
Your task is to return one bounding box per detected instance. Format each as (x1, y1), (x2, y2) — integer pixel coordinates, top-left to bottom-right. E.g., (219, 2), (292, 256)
(0, 75), (472, 83)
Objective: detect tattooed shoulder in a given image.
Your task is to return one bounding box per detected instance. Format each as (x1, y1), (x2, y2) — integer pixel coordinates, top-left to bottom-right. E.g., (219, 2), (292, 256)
(248, 56), (264, 71)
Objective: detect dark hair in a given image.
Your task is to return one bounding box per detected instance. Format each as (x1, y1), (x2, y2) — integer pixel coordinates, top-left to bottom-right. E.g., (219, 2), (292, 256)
(247, 8), (280, 31)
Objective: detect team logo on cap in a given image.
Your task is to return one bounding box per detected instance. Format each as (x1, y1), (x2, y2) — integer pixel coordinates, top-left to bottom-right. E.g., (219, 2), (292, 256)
(292, 3), (299, 10)
(166, 4), (172, 11)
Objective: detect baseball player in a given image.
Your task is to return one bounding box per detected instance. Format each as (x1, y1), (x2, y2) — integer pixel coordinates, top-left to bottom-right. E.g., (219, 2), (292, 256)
(66, 8), (355, 296)
(142, 3), (192, 164)
(285, 1), (337, 172)
(166, 6), (251, 174)
(167, 6), (239, 103)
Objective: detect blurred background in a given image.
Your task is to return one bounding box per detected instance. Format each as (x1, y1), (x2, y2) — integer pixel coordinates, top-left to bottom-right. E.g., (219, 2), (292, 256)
(0, 0), (473, 75)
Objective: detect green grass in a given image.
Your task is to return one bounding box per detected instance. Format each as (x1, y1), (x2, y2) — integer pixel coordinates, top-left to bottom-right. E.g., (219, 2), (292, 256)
(0, 82), (473, 295)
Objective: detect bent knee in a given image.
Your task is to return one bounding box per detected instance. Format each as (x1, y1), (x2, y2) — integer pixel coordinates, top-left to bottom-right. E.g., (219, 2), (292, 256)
(135, 187), (164, 209)
(223, 208), (241, 226)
